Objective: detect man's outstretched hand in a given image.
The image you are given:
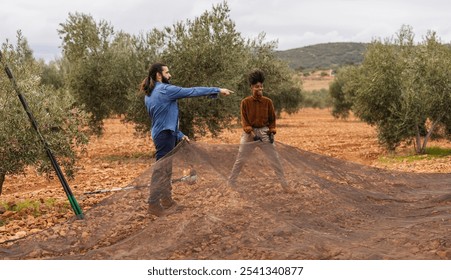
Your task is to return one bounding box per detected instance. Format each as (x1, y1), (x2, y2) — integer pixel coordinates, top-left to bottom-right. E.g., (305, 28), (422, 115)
(219, 88), (234, 96)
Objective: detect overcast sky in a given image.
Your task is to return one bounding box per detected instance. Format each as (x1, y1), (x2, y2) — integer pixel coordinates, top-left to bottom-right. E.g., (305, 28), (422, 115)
(1, 0), (451, 62)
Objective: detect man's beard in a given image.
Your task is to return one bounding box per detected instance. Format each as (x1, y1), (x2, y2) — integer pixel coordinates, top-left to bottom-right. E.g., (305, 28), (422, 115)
(162, 76), (171, 84)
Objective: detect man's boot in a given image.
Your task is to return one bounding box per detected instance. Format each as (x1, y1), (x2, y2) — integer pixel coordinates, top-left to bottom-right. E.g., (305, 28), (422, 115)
(161, 197), (176, 209)
(148, 202), (164, 217)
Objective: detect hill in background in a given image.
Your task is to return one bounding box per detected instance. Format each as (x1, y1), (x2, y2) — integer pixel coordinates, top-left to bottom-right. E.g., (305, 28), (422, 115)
(275, 42), (367, 71)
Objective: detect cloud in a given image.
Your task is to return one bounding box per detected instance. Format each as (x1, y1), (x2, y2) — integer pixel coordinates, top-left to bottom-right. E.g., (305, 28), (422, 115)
(1, 0), (451, 62)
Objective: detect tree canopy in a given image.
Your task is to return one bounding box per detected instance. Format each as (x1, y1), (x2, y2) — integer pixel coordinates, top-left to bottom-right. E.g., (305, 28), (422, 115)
(329, 25), (451, 153)
(0, 32), (88, 192)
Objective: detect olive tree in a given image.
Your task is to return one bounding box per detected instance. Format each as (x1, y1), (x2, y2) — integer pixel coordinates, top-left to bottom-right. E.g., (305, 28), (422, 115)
(0, 33), (88, 193)
(405, 31), (451, 153)
(58, 13), (159, 134)
(329, 65), (361, 119)
(331, 25), (451, 153)
(58, 13), (116, 134)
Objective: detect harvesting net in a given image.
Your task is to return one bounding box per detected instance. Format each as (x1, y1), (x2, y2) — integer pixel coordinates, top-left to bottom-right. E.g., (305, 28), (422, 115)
(1, 141), (450, 259)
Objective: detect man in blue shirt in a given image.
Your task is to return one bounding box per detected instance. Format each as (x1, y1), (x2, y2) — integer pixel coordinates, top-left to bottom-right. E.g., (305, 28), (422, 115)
(142, 62), (233, 216)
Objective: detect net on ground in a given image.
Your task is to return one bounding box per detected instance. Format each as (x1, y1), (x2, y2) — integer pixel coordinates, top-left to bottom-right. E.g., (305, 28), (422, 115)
(1, 141), (450, 259)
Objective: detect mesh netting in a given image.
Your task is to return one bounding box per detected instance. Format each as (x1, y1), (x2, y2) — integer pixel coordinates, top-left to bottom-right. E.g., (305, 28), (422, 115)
(1, 141), (450, 259)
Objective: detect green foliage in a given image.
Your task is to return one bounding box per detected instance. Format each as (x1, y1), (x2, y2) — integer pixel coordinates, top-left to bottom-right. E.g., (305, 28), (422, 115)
(38, 60), (65, 90)
(0, 32), (89, 192)
(58, 13), (112, 133)
(303, 88), (331, 109)
(58, 12), (113, 62)
(59, 13), (160, 135)
(58, 13), (145, 134)
(409, 31), (451, 150)
(358, 26), (451, 152)
(270, 85), (304, 114)
(330, 25), (451, 153)
(329, 65), (361, 119)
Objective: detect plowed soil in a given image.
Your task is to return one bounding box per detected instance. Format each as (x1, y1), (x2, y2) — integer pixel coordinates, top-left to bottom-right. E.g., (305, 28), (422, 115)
(1, 107), (450, 259)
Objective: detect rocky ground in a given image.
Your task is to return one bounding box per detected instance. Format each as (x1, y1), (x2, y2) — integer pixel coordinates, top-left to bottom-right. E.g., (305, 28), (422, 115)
(1, 108), (449, 246)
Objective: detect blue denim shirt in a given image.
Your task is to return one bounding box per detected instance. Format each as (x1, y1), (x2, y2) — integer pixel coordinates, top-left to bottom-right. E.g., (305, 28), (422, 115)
(145, 82), (220, 140)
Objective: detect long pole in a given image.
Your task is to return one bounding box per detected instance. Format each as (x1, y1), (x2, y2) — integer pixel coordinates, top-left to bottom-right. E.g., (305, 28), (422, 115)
(0, 50), (84, 219)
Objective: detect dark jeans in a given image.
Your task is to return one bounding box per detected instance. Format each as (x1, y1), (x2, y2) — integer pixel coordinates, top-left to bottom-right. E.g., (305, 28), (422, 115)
(154, 130), (177, 160)
(149, 130), (176, 204)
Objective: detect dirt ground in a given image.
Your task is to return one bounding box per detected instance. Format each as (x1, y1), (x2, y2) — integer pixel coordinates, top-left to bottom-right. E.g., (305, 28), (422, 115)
(1, 103), (450, 258)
